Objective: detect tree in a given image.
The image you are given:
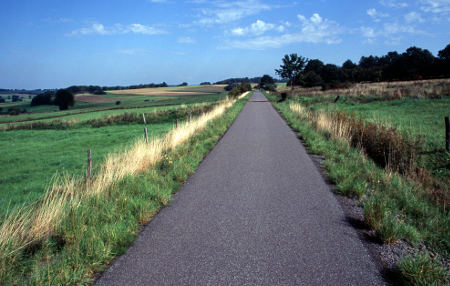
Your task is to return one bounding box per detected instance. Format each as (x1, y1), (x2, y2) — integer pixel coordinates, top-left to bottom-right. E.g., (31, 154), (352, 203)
(259, 74), (275, 90)
(275, 53), (308, 95)
(200, 82), (211, 85)
(302, 71), (323, 87)
(304, 59), (324, 75)
(178, 82), (188, 86)
(31, 91), (54, 106)
(54, 89), (74, 110)
(438, 44), (450, 60)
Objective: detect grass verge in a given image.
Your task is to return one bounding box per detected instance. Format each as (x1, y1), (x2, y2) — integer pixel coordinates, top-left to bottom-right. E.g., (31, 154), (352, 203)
(0, 92), (250, 285)
(264, 91), (449, 285)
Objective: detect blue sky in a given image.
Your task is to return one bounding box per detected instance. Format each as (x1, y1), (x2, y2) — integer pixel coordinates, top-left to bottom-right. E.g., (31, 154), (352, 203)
(1, 0), (449, 89)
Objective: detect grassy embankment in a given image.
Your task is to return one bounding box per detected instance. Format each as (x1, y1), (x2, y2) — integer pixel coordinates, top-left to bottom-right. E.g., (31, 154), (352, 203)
(0, 85), (227, 218)
(0, 103), (220, 219)
(0, 91), (250, 284)
(266, 79), (449, 285)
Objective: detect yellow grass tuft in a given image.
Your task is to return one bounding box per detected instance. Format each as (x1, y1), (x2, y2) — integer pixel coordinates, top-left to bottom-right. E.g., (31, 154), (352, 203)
(0, 94), (244, 260)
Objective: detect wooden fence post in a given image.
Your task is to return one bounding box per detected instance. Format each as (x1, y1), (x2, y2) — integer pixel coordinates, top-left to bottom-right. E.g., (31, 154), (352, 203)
(144, 127), (148, 145)
(142, 113), (146, 125)
(87, 149), (92, 178)
(445, 116), (449, 152)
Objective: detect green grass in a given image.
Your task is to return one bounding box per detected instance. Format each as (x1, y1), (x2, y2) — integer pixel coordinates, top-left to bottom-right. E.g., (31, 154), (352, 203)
(0, 93), (250, 285)
(290, 95), (450, 181)
(264, 90), (449, 285)
(0, 123), (172, 219)
(0, 86), (227, 124)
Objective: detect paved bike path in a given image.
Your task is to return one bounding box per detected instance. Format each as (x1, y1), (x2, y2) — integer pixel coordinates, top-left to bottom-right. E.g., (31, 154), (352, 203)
(96, 91), (385, 285)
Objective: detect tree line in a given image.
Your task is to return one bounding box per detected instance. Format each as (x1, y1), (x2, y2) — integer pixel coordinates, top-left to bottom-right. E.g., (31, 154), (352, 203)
(275, 43), (450, 91)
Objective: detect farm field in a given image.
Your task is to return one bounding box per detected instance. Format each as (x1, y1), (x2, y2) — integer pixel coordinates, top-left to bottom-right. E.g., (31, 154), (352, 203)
(0, 85), (227, 124)
(0, 85), (228, 220)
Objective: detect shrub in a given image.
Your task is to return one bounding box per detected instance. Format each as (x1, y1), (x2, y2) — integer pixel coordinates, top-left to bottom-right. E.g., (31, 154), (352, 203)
(54, 89), (74, 110)
(228, 86), (241, 97)
(200, 82), (211, 85)
(31, 91), (54, 106)
(8, 108), (20, 115)
(224, 83), (239, 91)
(116, 101), (121, 105)
(240, 82), (252, 93)
(12, 95), (22, 102)
(0, 96), (5, 103)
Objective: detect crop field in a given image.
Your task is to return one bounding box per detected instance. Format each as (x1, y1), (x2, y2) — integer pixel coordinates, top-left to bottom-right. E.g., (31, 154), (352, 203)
(0, 85), (228, 220)
(0, 85), (227, 124)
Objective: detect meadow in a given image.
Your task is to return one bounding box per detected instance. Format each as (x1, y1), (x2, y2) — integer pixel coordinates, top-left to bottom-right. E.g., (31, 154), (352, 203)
(267, 79), (449, 285)
(0, 89), (250, 284)
(0, 85), (228, 219)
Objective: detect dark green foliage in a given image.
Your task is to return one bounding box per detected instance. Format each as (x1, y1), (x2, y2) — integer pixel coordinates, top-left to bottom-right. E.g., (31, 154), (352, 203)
(54, 89), (74, 110)
(200, 82), (211, 85)
(398, 252), (449, 285)
(31, 91), (54, 106)
(0, 96), (5, 103)
(302, 71), (324, 87)
(275, 53), (308, 90)
(12, 95), (22, 102)
(178, 82), (188, 86)
(282, 43), (450, 90)
(239, 82), (252, 93)
(116, 101), (121, 105)
(259, 74), (276, 91)
(228, 86), (241, 97)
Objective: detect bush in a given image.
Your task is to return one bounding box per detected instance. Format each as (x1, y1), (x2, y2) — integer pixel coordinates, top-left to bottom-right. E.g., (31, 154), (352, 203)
(116, 101), (121, 105)
(0, 96), (5, 103)
(12, 95), (22, 102)
(200, 82), (211, 85)
(31, 91), (54, 106)
(224, 83), (239, 91)
(228, 86), (241, 97)
(8, 108), (20, 115)
(54, 89), (74, 110)
(93, 89), (106, 95)
(240, 82), (252, 93)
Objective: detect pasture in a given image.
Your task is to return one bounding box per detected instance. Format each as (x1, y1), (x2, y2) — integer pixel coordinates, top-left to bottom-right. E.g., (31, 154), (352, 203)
(0, 85), (228, 219)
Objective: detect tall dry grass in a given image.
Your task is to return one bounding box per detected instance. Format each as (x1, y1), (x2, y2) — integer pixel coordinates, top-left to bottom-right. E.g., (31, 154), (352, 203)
(289, 102), (449, 206)
(280, 78), (450, 101)
(0, 93), (247, 261)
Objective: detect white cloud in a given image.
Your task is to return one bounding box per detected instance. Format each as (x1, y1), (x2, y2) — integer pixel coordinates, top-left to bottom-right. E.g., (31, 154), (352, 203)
(178, 36), (196, 43)
(360, 21), (425, 44)
(196, 0), (270, 25)
(379, 0), (408, 8)
(296, 13), (343, 44)
(224, 13), (343, 49)
(367, 8), (389, 22)
(70, 23), (165, 36)
(230, 20), (275, 36)
(404, 12), (425, 23)
(420, 0), (450, 13)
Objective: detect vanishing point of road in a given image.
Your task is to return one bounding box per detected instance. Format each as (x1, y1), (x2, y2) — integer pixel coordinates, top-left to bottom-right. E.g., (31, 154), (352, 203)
(96, 91), (385, 285)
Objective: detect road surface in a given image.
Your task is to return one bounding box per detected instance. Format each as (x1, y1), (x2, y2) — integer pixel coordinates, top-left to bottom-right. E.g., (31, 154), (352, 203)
(96, 91), (385, 285)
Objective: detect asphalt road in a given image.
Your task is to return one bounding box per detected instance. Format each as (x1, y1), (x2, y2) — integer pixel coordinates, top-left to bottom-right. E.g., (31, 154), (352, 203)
(96, 91), (385, 285)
